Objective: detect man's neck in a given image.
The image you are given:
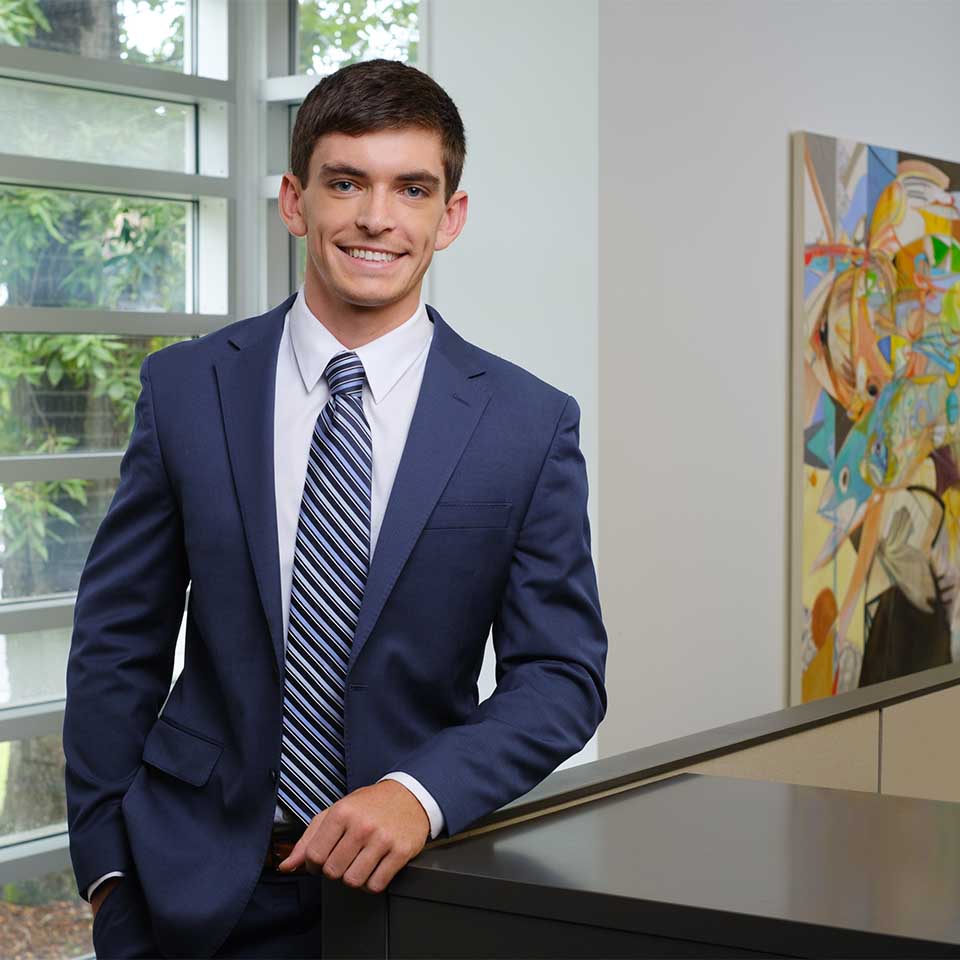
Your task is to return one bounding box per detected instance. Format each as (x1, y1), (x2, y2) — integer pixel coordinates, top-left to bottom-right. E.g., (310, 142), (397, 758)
(303, 276), (422, 349)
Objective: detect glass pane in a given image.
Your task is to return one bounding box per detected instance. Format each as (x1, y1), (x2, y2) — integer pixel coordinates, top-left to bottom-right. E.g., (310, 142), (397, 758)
(0, 733), (66, 840)
(0, 0), (188, 73)
(0, 77), (195, 174)
(0, 627), (71, 708)
(0, 186), (191, 312)
(296, 0), (419, 76)
(0, 863), (92, 959)
(0, 477), (119, 602)
(0, 333), (189, 455)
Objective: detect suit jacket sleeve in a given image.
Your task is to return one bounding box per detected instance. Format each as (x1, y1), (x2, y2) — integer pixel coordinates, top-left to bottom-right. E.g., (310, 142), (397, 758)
(63, 354), (189, 900)
(391, 394), (608, 838)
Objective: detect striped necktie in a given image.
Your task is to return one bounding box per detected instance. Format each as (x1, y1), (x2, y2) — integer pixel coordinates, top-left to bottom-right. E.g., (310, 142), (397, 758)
(277, 350), (371, 826)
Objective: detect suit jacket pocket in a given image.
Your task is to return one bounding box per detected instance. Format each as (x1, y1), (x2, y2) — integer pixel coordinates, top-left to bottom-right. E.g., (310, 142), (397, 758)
(424, 500), (513, 529)
(141, 715), (224, 787)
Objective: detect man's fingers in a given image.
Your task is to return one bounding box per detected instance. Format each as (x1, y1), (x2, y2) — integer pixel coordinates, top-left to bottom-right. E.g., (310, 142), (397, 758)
(316, 828), (366, 880)
(362, 849), (407, 895)
(277, 834), (307, 870)
(278, 810), (326, 870)
(342, 844), (389, 888)
(301, 808), (348, 870)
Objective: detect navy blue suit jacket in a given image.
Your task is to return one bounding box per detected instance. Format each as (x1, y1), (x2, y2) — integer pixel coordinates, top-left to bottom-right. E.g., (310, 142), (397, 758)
(64, 293), (608, 957)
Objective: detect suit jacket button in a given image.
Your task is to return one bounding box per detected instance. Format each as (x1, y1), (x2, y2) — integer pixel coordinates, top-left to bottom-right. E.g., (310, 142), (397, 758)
(270, 768), (278, 783)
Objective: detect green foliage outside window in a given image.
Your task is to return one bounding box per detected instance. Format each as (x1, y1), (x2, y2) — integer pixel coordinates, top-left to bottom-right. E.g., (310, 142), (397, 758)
(0, 0), (50, 46)
(297, 0), (418, 75)
(0, 0), (186, 71)
(0, 185), (188, 594)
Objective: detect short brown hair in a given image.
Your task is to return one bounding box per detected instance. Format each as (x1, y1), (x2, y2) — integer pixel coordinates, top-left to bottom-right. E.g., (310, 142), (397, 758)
(290, 59), (466, 203)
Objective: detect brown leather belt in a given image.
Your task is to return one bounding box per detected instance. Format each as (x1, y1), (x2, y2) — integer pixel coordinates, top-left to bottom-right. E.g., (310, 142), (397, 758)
(263, 826), (309, 874)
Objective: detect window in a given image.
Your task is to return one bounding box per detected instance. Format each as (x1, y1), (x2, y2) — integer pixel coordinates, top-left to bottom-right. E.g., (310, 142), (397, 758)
(0, 0), (231, 940)
(0, 626), (72, 707)
(0, 187), (191, 312)
(295, 0), (419, 76)
(2, 0), (189, 72)
(0, 76), (196, 172)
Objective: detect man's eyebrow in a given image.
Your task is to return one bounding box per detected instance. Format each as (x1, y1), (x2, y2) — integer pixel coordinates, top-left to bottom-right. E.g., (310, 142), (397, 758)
(395, 169), (441, 190)
(319, 162), (368, 180)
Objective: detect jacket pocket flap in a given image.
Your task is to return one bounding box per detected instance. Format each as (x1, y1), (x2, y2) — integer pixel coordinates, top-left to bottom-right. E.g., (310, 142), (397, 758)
(141, 716), (223, 787)
(424, 500), (512, 529)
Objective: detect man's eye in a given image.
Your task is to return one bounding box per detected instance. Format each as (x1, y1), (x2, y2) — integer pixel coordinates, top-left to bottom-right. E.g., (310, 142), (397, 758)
(332, 181), (355, 192)
(404, 186), (425, 198)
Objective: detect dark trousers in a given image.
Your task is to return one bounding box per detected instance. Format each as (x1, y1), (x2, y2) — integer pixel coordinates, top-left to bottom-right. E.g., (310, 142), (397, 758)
(91, 866), (324, 959)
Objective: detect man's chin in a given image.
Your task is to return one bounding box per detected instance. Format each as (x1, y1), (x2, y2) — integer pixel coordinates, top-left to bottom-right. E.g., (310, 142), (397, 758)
(331, 279), (418, 310)
(337, 291), (406, 309)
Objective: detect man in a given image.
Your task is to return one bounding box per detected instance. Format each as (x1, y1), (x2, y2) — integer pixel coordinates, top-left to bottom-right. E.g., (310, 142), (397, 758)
(64, 58), (607, 958)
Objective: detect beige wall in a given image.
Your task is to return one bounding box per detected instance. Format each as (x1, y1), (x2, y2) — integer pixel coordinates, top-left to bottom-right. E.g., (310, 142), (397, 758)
(882, 686), (960, 803)
(688, 713), (879, 794)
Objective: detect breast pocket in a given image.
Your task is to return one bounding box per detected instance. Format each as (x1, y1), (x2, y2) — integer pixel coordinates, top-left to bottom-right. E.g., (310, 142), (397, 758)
(423, 500), (513, 530)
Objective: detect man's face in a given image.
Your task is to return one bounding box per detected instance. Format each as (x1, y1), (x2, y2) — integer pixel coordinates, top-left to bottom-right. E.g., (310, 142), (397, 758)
(280, 127), (466, 313)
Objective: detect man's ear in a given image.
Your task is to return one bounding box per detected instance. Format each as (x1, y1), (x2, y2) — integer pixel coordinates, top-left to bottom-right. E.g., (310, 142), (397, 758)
(278, 172), (308, 238)
(434, 190), (468, 252)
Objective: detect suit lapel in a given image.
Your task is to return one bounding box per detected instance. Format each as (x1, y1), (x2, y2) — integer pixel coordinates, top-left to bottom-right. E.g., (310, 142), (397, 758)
(348, 305), (492, 675)
(214, 294), (294, 677)
(213, 296), (491, 681)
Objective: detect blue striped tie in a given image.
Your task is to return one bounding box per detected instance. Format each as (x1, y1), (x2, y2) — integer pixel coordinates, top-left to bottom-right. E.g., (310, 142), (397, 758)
(277, 350), (371, 826)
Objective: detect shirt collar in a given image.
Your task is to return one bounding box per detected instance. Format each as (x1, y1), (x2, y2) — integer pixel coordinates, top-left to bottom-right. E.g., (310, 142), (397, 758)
(289, 285), (432, 405)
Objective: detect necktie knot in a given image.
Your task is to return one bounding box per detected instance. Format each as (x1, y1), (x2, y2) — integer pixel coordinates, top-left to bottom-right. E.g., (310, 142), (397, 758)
(324, 351), (365, 397)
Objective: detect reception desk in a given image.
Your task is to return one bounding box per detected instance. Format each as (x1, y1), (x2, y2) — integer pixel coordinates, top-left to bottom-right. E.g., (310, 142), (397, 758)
(390, 773), (960, 957)
(321, 663), (960, 958)
(323, 772), (960, 958)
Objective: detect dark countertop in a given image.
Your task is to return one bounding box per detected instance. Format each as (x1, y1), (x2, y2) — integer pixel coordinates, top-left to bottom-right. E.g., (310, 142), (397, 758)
(393, 773), (960, 956)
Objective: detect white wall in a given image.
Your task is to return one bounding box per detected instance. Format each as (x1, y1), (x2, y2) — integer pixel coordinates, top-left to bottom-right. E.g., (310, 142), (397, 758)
(429, 0), (600, 766)
(598, 0), (960, 757)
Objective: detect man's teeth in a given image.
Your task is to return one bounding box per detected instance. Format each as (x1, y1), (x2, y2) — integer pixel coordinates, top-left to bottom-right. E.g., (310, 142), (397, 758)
(347, 248), (399, 262)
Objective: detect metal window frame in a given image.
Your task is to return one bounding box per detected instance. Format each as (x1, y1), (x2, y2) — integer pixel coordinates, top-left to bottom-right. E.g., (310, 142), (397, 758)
(0, 153), (232, 200)
(0, 305), (226, 336)
(0, 452), (123, 483)
(0, 44), (232, 103)
(0, 826), (71, 887)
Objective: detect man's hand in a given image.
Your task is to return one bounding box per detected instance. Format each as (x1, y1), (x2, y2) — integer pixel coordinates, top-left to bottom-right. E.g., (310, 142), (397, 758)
(278, 780), (430, 893)
(90, 876), (123, 918)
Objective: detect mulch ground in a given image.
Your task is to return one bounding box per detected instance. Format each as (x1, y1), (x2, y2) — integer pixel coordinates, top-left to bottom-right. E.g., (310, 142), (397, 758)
(0, 897), (93, 959)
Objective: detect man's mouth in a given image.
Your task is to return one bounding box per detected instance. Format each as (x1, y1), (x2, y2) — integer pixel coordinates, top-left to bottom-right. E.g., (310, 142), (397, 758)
(337, 245), (406, 265)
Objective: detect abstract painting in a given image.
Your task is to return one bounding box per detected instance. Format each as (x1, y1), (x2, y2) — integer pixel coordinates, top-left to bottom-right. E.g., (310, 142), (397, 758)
(792, 132), (960, 703)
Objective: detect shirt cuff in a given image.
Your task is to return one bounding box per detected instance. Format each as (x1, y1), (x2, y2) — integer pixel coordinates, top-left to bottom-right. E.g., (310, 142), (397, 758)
(378, 771), (445, 840)
(87, 870), (125, 902)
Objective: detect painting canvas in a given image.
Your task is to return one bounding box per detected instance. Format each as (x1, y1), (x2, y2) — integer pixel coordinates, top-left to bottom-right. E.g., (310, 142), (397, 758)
(792, 132), (960, 704)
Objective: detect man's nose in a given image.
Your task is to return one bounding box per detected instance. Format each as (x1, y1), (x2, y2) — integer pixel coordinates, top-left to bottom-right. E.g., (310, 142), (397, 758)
(355, 188), (394, 233)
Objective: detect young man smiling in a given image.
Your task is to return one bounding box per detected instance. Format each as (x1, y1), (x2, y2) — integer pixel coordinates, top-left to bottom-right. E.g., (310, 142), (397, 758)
(65, 58), (607, 957)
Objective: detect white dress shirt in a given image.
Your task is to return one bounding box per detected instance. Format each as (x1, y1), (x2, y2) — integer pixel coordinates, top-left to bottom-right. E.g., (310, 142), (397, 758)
(272, 285), (443, 836)
(87, 286), (443, 901)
